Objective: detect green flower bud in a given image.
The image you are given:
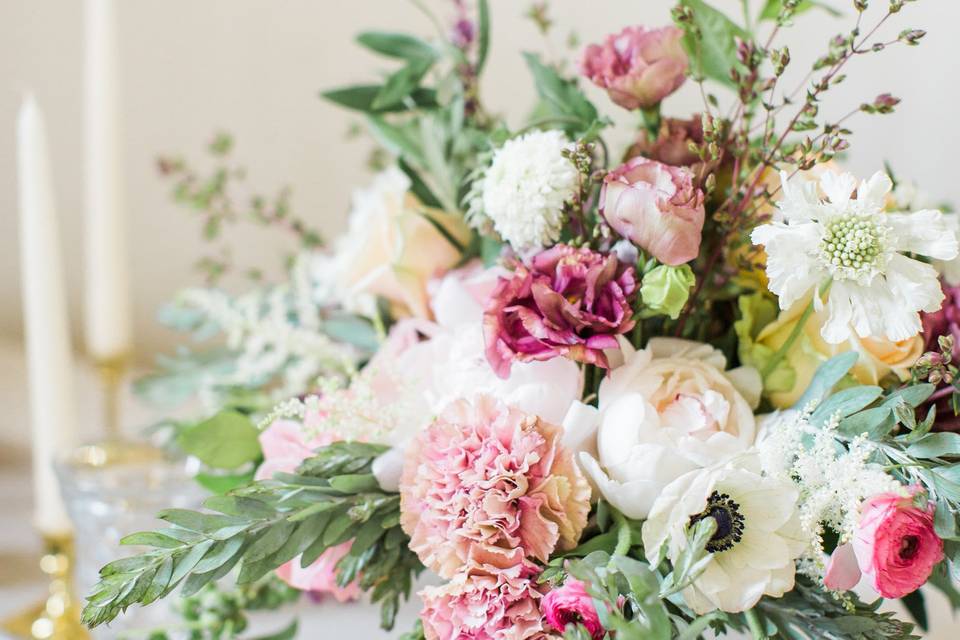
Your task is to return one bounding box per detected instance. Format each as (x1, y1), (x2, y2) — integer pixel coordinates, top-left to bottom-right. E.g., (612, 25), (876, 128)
(640, 264), (695, 320)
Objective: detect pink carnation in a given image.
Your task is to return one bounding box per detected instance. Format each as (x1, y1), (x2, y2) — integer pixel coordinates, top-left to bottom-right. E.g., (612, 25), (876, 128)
(399, 395), (591, 579)
(600, 156), (705, 266)
(483, 245), (637, 379)
(419, 564), (549, 640)
(580, 26), (688, 111)
(256, 419), (361, 602)
(824, 486), (943, 598)
(541, 578), (604, 639)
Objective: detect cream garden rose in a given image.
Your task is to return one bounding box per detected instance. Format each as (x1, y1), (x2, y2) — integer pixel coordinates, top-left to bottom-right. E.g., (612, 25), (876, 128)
(755, 298), (923, 408)
(330, 167), (472, 319)
(568, 338), (761, 519)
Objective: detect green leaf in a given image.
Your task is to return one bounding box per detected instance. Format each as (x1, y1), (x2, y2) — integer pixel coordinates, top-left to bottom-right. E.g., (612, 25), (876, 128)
(794, 352), (859, 410)
(372, 58), (434, 111)
(809, 386), (883, 426)
(356, 31), (435, 61)
(321, 85), (438, 113)
(251, 620), (299, 640)
(194, 469), (256, 495)
(119, 532), (184, 549)
(328, 473), (381, 493)
(522, 52), (598, 135)
(322, 314), (380, 352)
(365, 115), (427, 166)
(476, 0), (491, 73)
(883, 384), (935, 409)
(759, 0), (842, 22)
(679, 0), (748, 89)
(900, 589), (928, 631)
(838, 406), (894, 440)
(907, 432), (960, 459)
(177, 410), (261, 470)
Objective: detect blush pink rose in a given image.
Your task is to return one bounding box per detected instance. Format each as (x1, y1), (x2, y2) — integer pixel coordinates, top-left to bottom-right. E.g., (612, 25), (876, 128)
(824, 486), (943, 598)
(600, 156), (705, 266)
(580, 26), (688, 111)
(541, 578), (604, 639)
(256, 419), (361, 602)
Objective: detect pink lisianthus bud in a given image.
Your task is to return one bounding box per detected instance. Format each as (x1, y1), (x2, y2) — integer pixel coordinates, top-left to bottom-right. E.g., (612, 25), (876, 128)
(580, 26), (688, 110)
(600, 156), (705, 265)
(542, 578), (604, 639)
(830, 486), (945, 598)
(483, 245), (637, 378)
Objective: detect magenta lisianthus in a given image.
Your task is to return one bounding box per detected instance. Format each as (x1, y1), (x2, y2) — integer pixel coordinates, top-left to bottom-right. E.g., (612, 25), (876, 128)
(483, 245), (637, 379)
(600, 156), (705, 266)
(399, 395), (591, 579)
(542, 578), (604, 639)
(580, 26), (688, 111)
(824, 486), (943, 598)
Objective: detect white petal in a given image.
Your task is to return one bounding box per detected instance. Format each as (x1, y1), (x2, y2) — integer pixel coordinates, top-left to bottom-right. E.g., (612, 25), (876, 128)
(646, 337), (727, 369)
(887, 209), (959, 260)
(751, 222), (825, 310)
(821, 281), (855, 344)
(885, 253), (945, 313)
(820, 171), (858, 207)
(856, 171), (892, 211)
(725, 366), (762, 409)
(579, 452), (661, 519)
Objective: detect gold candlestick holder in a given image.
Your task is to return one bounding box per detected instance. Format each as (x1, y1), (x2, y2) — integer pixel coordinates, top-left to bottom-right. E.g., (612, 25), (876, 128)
(1, 533), (89, 640)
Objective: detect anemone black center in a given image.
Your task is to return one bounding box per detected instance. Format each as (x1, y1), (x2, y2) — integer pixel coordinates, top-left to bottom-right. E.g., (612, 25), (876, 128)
(689, 491), (746, 553)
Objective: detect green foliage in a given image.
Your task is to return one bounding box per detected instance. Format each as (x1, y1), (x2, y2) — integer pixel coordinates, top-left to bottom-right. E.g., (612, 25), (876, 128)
(677, 0), (748, 88)
(759, 576), (918, 639)
(735, 293), (797, 394)
(82, 443), (422, 632)
(793, 351), (858, 410)
(564, 551), (672, 640)
(522, 52), (600, 137)
(320, 85), (438, 113)
(177, 411), (261, 470)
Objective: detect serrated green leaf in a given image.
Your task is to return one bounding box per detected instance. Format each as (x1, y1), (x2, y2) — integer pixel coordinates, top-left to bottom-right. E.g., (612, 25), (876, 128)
(176, 410), (261, 470)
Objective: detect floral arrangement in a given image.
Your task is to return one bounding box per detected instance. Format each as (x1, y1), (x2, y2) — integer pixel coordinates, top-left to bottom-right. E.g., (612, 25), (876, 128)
(82, 1), (960, 639)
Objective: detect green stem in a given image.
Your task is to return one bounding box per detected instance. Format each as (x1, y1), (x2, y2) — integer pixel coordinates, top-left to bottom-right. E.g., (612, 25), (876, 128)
(760, 296), (814, 379)
(611, 510), (632, 557)
(640, 105), (661, 140)
(745, 609), (767, 640)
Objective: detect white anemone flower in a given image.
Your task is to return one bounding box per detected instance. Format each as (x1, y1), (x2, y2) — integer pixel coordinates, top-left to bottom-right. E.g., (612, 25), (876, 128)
(481, 129), (578, 250)
(642, 451), (806, 614)
(751, 170), (958, 344)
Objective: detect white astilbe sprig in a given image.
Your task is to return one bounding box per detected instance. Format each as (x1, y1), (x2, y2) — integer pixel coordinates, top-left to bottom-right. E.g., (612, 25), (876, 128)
(176, 254), (357, 406)
(757, 409), (904, 579)
(258, 367), (428, 445)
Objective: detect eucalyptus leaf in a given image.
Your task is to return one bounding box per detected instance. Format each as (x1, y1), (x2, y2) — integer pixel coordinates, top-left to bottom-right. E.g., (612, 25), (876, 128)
(809, 385), (882, 426)
(906, 432), (960, 459)
(794, 352), (858, 410)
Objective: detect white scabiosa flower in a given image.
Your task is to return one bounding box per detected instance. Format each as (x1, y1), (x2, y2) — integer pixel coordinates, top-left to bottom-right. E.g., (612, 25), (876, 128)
(751, 170), (959, 344)
(481, 129), (578, 250)
(642, 451), (806, 614)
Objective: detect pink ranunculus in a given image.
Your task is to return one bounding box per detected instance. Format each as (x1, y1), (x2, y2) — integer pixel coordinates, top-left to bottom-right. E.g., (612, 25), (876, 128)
(580, 26), (688, 111)
(399, 395), (591, 579)
(825, 486), (944, 598)
(483, 245), (637, 379)
(624, 116), (705, 168)
(541, 578), (604, 639)
(600, 156), (705, 266)
(256, 419), (361, 602)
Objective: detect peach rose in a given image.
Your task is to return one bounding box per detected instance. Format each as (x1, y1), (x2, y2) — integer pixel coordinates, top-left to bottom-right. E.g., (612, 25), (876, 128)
(331, 167), (471, 319)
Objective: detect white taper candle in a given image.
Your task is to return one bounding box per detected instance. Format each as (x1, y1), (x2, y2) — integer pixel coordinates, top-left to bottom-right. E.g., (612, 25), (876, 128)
(84, 0), (132, 361)
(17, 95), (78, 535)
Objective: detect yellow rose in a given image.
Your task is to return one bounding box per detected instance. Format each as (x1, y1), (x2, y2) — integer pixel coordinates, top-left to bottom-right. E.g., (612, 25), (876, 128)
(755, 299), (924, 408)
(332, 168), (472, 319)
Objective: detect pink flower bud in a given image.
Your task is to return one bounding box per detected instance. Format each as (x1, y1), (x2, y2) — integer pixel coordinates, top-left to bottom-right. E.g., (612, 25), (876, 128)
(580, 26), (688, 110)
(600, 156), (705, 265)
(542, 578), (604, 639)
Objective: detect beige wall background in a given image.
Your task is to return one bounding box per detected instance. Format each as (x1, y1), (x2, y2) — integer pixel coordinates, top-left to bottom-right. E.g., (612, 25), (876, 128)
(1, 0), (958, 362)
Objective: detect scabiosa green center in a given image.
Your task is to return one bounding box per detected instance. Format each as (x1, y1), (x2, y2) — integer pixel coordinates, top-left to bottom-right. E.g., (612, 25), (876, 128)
(689, 491), (746, 553)
(819, 214), (888, 280)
